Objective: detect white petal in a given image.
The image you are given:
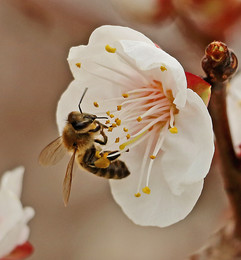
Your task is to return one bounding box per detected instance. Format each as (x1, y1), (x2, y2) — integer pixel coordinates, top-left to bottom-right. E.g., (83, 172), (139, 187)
(161, 89), (214, 195)
(116, 40), (187, 108)
(1, 166), (24, 199)
(23, 206), (35, 223)
(56, 79), (122, 134)
(0, 221), (23, 258)
(0, 190), (23, 241)
(110, 147), (204, 227)
(227, 74), (241, 149)
(0, 189), (23, 257)
(68, 26), (154, 86)
(16, 225), (30, 246)
(89, 25), (154, 46)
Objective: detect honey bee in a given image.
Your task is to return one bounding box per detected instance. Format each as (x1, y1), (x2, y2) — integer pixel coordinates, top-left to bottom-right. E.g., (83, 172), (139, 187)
(39, 88), (130, 206)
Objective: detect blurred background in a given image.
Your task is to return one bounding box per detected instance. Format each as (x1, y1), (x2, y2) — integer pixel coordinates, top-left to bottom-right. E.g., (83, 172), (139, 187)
(0, 0), (241, 259)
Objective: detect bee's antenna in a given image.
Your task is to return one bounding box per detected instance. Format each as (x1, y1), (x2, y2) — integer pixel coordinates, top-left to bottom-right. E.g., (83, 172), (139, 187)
(96, 116), (108, 119)
(78, 88), (88, 113)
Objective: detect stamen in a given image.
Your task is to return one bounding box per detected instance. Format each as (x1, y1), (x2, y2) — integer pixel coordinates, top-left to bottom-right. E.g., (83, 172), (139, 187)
(115, 119), (121, 126)
(127, 87), (161, 94)
(135, 129), (156, 195)
(110, 114), (114, 118)
(122, 93), (129, 98)
(119, 131), (147, 150)
(169, 127), (178, 134)
(111, 123), (117, 128)
(123, 127), (128, 132)
(108, 127), (113, 132)
(115, 137), (120, 143)
(150, 155), (156, 159)
(135, 192), (141, 197)
(107, 130), (153, 159)
(131, 114), (170, 138)
(169, 107), (175, 128)
(137, 116), (142, 122)
(142, 186), (151, 194)
(126, 134), (130, 139)
(145, 123), (169, 187)
(106, 111), (110, 116)
(93, 101), (99, 107)
(160, 65), (167, 72)
(105, 45), (116, 53)
(117, 105), (122, 111)
(105, 120), (110, 124)
(76, 63), (81, 68)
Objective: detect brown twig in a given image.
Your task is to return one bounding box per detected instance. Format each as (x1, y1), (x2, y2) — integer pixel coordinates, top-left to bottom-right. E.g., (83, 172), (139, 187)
(202, 41), (241, 238)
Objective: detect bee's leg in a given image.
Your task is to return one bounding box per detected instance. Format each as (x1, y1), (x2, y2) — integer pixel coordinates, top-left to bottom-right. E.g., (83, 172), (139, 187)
(106, 151), (121, 161)
(82, 146), (97, 168)
(105, 148), (129, 161)
(88, 124), (101, 133)
(94, 125), (108, 145)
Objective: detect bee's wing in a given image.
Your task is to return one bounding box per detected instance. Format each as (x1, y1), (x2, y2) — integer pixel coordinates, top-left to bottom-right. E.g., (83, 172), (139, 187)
(39, 136), (66, 166)
(63, 148), (77, 207)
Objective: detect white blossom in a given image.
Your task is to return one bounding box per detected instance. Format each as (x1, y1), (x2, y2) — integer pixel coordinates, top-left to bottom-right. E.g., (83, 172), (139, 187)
(56, 25), (214, 227)
(0, 167), (34, 258)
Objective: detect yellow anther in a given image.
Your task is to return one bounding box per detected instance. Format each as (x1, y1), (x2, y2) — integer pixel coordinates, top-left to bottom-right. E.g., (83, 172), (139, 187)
(169, 127), (178, 134)
(116, 119), (121, 126)
(95, 151), (101, 159)
(150, 155), (156, 159)
(160, 65), (167, 72)
(119, 144), (126, 150)
(111, 123), (117, 128)
(103, 152), (109, 159)
(137, 116), (142, 122)
(110, 114), (114, 118)
(117, 105), (122, 111)
(126, 134), (130, 139)
(119, 131), (147, 150)
(105, 45), (116, 53)
(142, 186), (151, 194)
(76, 63), (81, 68)
(115, 137), (120, 143)
(122, 93), (129, 98)
(123, 127), (128, 132)
(135, 193), (141, 197)
(105, 120), (110, 124)
(93, 101), (99, 107)
(106, 111), (110, 116)
(108, 127), (113, 132)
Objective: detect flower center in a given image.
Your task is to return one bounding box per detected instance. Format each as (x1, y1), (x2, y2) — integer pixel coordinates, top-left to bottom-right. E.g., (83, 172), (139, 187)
(94, 80), (179, 197)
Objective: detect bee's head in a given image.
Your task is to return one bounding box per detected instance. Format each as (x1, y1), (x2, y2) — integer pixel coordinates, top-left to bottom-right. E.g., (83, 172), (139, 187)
(68, 111), (97, 131)
(68, 88), (108, 132)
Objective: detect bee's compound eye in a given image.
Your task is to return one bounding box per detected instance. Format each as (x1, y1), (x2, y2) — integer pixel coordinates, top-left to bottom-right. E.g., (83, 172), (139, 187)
(84, 114), (97, 122)
(71, 121), (90, 130)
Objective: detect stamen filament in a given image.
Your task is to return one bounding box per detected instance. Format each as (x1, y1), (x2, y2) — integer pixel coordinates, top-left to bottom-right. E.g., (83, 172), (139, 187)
(135, 129), (156, 195)
(131, 114), (170, 138)
(145, 123), (169, 187)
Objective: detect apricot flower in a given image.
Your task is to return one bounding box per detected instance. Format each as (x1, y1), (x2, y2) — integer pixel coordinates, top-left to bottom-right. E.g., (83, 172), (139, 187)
(56, 25), (214, 227)
(0, 167), (34, 259)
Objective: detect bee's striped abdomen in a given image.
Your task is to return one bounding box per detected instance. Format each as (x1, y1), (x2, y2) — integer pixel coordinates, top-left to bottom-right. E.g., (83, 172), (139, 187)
(79, 147), (130, 179)
(96, 159), (130, 179)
